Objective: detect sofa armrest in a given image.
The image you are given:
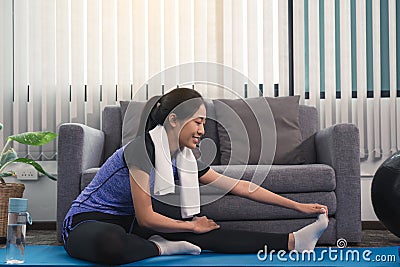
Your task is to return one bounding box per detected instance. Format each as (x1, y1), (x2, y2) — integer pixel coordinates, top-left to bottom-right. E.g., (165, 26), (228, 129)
(315, 123), (361, 243)
(56, 123), (105, 242)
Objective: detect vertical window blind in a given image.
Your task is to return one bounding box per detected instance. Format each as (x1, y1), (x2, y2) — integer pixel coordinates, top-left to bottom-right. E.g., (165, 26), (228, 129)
(296, 0), (399, 158)
(0, 0), (399, 160)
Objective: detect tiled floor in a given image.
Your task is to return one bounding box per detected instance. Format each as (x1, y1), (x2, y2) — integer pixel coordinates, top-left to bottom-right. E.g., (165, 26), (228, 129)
(12, 229), (400, 248)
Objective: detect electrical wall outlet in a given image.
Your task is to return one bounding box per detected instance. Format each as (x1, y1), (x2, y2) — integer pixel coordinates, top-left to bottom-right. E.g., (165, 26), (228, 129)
(3, 161), (57, 181)
(15, 164), (38, 180)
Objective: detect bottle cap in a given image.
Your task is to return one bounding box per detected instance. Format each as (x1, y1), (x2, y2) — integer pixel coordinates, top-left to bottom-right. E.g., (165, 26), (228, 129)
(8, 198), (28, 213)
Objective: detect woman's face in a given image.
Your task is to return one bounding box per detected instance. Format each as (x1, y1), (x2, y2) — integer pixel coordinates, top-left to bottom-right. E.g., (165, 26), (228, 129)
(177, 104), (207, 149)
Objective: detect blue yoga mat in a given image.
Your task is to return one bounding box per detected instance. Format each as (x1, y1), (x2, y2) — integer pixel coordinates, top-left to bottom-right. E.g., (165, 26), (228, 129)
(0, 246), (399, 266)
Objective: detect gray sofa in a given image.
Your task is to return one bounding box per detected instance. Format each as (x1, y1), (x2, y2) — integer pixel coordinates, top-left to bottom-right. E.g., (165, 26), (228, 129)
(57, 100), (361, 245)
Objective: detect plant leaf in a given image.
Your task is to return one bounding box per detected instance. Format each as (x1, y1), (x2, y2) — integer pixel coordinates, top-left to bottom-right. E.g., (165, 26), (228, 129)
(0, 123), (3, 131)
(8, 131), (57, 146)
(12, 158), (57, 181)
(0, 171), (16, 177)
(0, 148), (18, 168)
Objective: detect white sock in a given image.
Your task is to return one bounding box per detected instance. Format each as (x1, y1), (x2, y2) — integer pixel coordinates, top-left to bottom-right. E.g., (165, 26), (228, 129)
(148, 235), (201, 255)
(293, 210), (329, 252)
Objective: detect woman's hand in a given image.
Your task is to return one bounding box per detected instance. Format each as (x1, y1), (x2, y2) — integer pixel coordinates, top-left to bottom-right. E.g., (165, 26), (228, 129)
(296, 203), (328, 215)
(190, 216), (220, 234)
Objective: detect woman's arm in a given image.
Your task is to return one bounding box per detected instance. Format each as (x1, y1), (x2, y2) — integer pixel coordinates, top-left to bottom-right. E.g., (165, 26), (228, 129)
(199, 168), (328, 215)
(130, 168), (220, 233)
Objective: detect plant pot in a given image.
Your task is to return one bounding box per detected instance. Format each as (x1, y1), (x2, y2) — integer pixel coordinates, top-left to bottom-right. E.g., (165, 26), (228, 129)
(0, 182), (25, 244)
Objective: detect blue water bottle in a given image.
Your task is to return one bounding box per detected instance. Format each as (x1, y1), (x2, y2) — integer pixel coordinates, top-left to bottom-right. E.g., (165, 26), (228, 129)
(5, 198), (32, 264)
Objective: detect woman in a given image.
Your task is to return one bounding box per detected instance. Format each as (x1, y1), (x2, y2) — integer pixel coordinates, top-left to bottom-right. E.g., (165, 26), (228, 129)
(62, 88), (328, 265)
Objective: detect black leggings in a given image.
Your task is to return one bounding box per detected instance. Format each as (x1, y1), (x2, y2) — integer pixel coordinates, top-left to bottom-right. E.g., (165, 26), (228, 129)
(65, 212), (289, 265)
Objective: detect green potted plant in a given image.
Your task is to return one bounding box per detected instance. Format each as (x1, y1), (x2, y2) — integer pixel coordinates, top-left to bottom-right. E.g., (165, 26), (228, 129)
(0, 122), (57, 242)
(0, 123), (57, 182)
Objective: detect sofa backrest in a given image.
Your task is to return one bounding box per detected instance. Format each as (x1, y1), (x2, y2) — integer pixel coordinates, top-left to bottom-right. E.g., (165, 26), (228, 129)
(298, 105), (318, 163)
(102, 105), (123, 164)
(101, 103), (319, 165)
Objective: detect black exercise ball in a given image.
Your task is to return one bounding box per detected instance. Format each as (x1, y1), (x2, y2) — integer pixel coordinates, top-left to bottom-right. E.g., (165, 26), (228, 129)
(371, 151), (400, 238)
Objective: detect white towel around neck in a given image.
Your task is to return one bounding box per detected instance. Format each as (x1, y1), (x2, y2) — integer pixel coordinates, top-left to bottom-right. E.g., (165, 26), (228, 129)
(149, 125), (200, 218)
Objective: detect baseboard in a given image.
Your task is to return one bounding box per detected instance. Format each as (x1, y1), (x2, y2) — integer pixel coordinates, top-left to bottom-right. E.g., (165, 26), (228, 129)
(362, 221), (387, 230)
(27, 221), (56, 230)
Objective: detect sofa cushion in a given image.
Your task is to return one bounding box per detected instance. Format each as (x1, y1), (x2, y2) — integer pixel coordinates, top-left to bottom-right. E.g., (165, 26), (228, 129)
(120, 100), (147, 146)
(102, 106), (123, 163)
(199, 99), (221, 165)
(298, 105), (318, 163)
(81, 167), (226, 195)
(265, 96), (305, 164)
(80, 165), (336, 222)
(213, 96), (305, 165)
(200, 191), (336, 221)
(81, 164), (335, 193)
(211, 164), (335, 193)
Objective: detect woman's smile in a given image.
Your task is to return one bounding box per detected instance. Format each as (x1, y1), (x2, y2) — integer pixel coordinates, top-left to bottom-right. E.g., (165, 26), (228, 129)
(192, 136), (200, 144)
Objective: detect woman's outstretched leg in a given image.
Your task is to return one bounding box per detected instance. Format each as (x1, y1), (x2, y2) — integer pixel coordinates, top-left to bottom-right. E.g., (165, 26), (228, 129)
(134, 225), (289, 254)
(151, 228), (289, 253)
(134, 212), (329, 254)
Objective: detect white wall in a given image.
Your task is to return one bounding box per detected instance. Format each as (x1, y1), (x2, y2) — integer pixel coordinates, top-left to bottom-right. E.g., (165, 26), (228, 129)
(3, 161), (57, 222)
(361, 176), (379, 221)
(359, 149), (396, 221)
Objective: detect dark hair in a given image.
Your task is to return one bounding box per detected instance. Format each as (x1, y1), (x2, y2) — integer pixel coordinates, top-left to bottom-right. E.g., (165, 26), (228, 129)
(137, 88), (204, 135)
